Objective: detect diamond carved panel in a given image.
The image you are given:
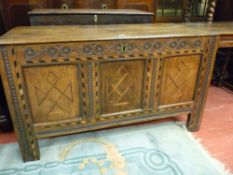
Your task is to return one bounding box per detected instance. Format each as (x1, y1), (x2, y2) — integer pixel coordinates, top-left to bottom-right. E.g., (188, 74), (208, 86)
(23, 65), (80, 123)
(100, 60), (144, 115)
(159, 54), (201, 106)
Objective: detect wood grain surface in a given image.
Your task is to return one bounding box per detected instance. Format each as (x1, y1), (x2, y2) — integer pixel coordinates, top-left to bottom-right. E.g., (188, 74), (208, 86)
(0, 22), (233, 45)
(0, 22), (232, 162)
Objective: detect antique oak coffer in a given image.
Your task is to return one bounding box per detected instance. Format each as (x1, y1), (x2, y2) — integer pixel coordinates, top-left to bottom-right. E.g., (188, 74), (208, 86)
(0, 23), (233, 162)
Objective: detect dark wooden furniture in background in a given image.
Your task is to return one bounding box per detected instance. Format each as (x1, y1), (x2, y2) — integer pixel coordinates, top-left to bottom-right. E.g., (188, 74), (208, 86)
(0, 0), (219, 31)
(0, 2), (11, 132)
(212, 0), (233, 91)
(0, 0), (47, 31)
(215, 0), (233, 21)
(0, 76), (12, 132)
(117, 0), (154, 12)
(29, 9), (154, 25)
(183, 0), (217, 23)
(0, 3), (5, 35)
(0, 0), (155, 31)
(1, 23), (233, 162)
(212, 48), (233, 89)
(222, 52), (233, 91)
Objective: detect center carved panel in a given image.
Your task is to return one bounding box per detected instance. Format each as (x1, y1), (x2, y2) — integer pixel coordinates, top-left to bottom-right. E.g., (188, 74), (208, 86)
(100, 60), (144, 115)
(23, 65), (80, 123)
(159, 54), (201, 106)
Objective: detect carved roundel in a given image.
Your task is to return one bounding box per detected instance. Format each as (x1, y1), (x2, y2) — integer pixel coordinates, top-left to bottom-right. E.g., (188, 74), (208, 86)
(170, 41), (177, 48)
(144, 42), (152, 50)
(25, 48), (36, 58)
(154, 42), (162, 49)
(194, 40), (201, 47)
(61, 47), (71, 56)
(179, 41), (186, 48)
(83, 45), (92, 54)
(95, 45), (104, 53)
(47, 47), (58, 57)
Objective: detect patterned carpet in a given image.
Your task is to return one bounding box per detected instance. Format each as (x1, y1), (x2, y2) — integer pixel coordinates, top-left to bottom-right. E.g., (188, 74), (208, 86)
(0, 121), (227, 175)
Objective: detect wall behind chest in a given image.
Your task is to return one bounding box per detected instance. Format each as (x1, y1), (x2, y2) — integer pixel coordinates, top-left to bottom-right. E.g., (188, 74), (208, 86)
(0, 0), (48, 31)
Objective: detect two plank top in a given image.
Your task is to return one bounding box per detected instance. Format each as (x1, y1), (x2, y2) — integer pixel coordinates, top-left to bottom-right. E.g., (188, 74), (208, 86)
(0, 22), (233, 45)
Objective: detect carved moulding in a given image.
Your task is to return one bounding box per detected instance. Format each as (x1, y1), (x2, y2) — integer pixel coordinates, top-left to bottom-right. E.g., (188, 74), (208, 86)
(22, 38), (204, 62)
(1, 46), (39, 161)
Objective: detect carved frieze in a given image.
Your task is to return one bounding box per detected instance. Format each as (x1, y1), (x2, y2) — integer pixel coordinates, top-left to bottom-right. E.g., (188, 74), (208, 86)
(22, 38), (204, 62)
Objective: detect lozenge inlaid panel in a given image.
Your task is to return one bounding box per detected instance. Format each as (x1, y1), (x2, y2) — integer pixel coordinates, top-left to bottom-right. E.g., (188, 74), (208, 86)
(159, 54), (201, 106)
(100, 60), (145, 115)
(23, 65), (81, 123)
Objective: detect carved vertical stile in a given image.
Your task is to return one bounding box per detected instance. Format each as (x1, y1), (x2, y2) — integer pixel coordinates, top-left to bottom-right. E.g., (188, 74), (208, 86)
(0, 46), (39, 161)
(187, 36), (219, 131)
(149, 59), (157, 109)
(93, 61), (100, 118)
(153, 57), (163, 111)
(142, 59), (148, 111)
(13, 54), (41, 160)
(87, 62), (94, 120)
(80, 61), (88, 119)
(188, 39), (209, 125)
(77, 63), (84, 118)
(143, 58), (154, 112)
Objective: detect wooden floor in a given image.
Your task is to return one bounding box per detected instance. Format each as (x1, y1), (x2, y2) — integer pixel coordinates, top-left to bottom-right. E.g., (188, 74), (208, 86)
(0, 86), (233, 171)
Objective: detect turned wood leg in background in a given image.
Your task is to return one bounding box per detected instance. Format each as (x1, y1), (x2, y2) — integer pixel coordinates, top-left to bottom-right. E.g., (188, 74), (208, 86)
(207, 0), (217, 23)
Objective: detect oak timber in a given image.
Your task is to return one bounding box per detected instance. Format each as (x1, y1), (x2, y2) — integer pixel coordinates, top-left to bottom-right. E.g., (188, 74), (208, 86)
(0, 22), (233, 45)
(0, 22), (232, 162)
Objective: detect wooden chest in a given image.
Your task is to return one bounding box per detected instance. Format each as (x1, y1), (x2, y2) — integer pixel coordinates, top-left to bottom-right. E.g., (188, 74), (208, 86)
(1, 23), (233, 162)
(28, 9), (154, 25)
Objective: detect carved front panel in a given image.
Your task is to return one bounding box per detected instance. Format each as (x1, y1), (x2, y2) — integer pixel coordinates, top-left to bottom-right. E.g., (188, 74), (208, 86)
(23, 65), (81, 123)
(100, 60), (144, 115)
(159, 54), (201, 106)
